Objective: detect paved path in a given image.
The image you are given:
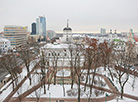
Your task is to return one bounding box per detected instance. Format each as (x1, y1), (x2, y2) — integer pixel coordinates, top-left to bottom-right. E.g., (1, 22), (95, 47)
(10, 72), (118, 102)
(11, 71), (138, 102)
(3, 65), (138, 102)
(3, 61), (40, 102)
(11, 69), (53, 102)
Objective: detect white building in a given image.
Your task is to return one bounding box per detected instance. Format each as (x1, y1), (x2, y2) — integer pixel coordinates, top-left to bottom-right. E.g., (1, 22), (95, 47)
(0, 37), (11, 53)
(40, 43), (84, 67)
(60, 20), (73, 43)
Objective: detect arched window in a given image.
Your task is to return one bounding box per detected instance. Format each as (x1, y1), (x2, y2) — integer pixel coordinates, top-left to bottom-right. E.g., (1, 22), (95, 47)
(48, 53), (50, 56)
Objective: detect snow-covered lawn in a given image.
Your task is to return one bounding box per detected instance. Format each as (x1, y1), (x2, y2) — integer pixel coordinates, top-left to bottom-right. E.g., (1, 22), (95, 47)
(96, 67), (138, 102)
(27, 84), (109, 99)
(0, 63), (138, 102)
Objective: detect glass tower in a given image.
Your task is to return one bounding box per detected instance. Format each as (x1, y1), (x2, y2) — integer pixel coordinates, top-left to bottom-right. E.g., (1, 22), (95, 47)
(31, 23), (36, 35)
(36, 16), (46, 37)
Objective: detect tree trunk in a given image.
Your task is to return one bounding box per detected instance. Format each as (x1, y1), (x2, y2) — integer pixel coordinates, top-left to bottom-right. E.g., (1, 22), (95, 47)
(78, 76), (81, 102)
(44, 78), (46, 94)
(121, 86), (124, 99)
(11, 76), (15, 91)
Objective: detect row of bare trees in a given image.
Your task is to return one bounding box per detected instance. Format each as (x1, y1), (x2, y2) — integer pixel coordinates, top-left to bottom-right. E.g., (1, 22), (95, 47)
(0, 38), (137, 102)
(66, 38), (137, 102)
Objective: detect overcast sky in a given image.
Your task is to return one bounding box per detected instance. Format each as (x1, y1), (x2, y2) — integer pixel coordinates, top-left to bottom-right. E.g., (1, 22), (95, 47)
(0, 0), (138, 33)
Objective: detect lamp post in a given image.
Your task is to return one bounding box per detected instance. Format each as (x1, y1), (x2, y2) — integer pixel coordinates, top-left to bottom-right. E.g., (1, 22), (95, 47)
(105, 93), (108, 102)
(49, 93), (51, 102)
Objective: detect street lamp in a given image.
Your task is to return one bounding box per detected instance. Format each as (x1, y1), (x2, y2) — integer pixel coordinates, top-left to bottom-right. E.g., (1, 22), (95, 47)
(49, 93), (51, 102)
(105, 93), (108, 102)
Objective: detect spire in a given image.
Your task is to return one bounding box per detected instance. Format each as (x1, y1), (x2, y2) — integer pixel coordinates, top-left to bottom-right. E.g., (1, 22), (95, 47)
(67, 19), (69, 27)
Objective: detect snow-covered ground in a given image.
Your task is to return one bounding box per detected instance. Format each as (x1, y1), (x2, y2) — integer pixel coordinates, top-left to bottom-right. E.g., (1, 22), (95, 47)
(0, 62), (138, 102)
(96, 67), (138, 102)
(0, 59), (39, 101)
(27, 84), (109, 99)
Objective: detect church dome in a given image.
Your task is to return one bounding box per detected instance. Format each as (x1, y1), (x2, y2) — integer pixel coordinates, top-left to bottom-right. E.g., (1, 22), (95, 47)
(63, 20), (72, 31)
(63, 27), (72, 31)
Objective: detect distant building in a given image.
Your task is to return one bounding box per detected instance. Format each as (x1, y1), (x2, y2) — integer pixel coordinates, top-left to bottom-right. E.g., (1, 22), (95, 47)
(31, 23), (36, 35)
(4, 26), (27, 47)
(100, 28), (106, 35)
(46, 30), (56, 40)
(28, 35), (43, 43)
(36, 16), (46, 37)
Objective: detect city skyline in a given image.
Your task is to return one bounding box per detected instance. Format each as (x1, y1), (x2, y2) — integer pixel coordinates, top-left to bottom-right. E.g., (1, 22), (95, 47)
(0, 0), (138, 33)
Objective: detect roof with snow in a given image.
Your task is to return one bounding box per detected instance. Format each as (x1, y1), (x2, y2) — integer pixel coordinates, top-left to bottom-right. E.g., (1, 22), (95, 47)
(0, 38), (10, 42)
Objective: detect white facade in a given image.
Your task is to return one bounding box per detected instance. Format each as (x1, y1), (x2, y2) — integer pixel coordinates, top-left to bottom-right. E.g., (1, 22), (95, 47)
(0, 38), (11, 53)
(61, 30), (72, 42)
(40, 43), (84, 67)
(60, 20), (73, 43)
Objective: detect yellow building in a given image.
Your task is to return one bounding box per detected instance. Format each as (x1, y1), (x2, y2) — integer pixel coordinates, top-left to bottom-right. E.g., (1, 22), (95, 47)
(4, 26), (27, 47)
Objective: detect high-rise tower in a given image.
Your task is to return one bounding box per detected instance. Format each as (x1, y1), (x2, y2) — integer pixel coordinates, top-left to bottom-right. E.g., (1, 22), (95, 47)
(36, 16), (46, 37)
(31, 23), (36, 35)
(100, 28), (106, 35)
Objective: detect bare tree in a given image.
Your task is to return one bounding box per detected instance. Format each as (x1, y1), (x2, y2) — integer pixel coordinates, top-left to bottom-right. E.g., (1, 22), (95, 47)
(39, 49), (47, 94)
(72, 43), (85, 102)
(131, 75), (137, 91)
(60, 52), (66, 96)
(67, 43), (77, 89)
(0, 53), (19, 91)
(112, 41), (136, 99)
(32, 69), (42, 102)
(19, 45), (32, 85)
(15, 75), (22, 102)
(51, 50), (59, 85)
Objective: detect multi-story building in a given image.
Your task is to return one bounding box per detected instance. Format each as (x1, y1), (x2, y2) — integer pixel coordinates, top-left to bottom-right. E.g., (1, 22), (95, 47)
(36, 16), (46, 37)
(4, 26), (27, 47)
(31, 23), (36, 35)
(100, 28), (106, 35)
(0, 36), (11, 53)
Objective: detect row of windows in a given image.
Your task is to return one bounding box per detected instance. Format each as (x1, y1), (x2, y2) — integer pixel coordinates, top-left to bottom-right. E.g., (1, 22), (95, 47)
(46, 52), (80, 57)
(11, 44), (17, 45)
(0, 45), (7, 47)
(0, 42), (7, 44)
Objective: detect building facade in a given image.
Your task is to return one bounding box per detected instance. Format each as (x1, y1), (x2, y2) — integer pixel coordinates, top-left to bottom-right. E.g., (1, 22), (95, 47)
(41, 43), (83, 67)
(60, 20), (73, 43)
(4, 26), (27, 47)
(36, 16), (46, 37)
(0, 37), (11, 53)
(100, 28), (106, 35)
(31, 23), (36, 35)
